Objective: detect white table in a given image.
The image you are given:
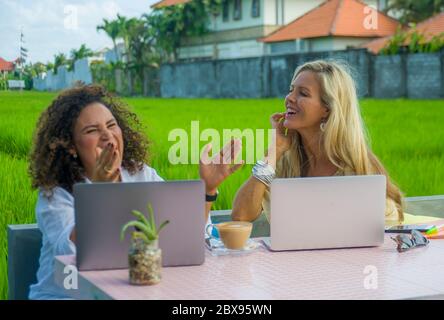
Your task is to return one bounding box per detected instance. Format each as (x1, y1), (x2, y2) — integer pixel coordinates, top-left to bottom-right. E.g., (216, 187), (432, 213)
(54, 226), (444, 300)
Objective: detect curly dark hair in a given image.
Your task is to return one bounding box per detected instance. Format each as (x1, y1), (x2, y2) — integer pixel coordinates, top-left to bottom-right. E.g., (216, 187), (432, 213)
(29, 84), (150, 196)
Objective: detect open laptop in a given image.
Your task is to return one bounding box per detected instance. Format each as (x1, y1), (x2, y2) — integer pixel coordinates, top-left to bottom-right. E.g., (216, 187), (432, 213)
(263, 175), (386, 251)
(74, 180), (205, 271)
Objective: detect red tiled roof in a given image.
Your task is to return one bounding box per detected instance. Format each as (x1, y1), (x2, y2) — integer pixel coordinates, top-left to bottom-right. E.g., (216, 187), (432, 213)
(363, 12), (444, 53)
(151, 0), (191, 9)
(0, 57), (15, 72)
(361, 35), (393, 53)
(416, 12), (444, 38)
(261, 0), (400, 43)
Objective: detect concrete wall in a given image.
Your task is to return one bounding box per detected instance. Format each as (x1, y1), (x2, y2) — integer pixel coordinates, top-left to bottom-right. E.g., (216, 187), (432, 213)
(161, 49), (372, 98)
(407, 53), (442, 99)
(372, 55), (405, 98)
(34, 49), (444, 100)
(32, 57), (99, 91)
(372, 53), (444, 99)
(160, 58), (264, 98)
(161, 49), (444, 99)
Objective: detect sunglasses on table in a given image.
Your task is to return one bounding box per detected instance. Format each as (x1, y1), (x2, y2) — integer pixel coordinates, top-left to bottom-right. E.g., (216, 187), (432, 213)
(391, 229), (430, 253)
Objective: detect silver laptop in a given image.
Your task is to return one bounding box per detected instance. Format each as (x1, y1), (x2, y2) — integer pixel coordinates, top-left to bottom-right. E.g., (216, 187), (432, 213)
(263, 175), (386, 251)
(74, 180), (205, 271)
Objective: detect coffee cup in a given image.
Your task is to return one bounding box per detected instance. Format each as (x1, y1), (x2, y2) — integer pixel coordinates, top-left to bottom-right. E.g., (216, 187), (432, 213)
(206, 221), (253, 250)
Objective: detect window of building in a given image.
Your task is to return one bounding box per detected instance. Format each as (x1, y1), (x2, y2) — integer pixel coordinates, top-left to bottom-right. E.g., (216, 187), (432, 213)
(233, 0), (242, 21)
(222, 0), (229, 22)
(251, 0), (260, 18)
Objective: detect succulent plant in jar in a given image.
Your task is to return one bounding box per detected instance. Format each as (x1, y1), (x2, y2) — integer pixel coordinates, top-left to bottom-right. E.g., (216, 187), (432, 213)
(121, 203), (169, 285)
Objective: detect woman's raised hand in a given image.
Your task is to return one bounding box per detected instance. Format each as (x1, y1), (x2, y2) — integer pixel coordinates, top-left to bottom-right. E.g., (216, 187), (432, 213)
(199, 138), (244, 194)
(91, 142), (121, 182)
(270, 112), (292, 155)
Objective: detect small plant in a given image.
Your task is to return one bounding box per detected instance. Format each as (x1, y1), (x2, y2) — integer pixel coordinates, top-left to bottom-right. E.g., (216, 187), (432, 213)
(120, 202), (169, 245)
(380, 26), (444, 55)
(408, 28), (427, 53)
(121, 202), (168, 285)
(380, 26), (407, 55)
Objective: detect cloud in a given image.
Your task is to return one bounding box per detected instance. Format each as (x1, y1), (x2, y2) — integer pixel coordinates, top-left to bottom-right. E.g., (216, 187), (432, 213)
(0, 0), (158, 63)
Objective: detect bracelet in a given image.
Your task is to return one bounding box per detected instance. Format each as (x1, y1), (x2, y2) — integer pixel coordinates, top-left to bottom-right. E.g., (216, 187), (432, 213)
(252, 160), (276, 187)
(205, 191), (218, 202)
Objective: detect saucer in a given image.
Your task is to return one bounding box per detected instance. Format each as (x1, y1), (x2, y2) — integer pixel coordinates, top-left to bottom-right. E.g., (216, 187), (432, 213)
(205, 238), (262, 256)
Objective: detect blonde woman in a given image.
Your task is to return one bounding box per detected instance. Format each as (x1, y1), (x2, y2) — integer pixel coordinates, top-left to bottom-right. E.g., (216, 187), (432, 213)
(232, 60), (404, 225)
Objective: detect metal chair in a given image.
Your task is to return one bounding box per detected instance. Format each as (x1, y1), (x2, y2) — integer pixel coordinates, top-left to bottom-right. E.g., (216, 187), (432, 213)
(7, 224), (42, 300)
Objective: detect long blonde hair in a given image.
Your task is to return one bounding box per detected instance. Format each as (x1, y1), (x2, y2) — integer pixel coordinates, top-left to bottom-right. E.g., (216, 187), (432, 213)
(277, 60), (404, 221)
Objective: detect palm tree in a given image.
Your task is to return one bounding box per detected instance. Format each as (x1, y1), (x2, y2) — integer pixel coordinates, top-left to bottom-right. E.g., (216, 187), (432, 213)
(46, 62), (54, 74)
(116, 14), (139, 63)
(97, 18), (121, 62)
(53, 53), (68, 75)
(127, 18), (161, 95)
(69, 44), (94, 71)
(145, 1), (222, 62)
(116, 15), (139, 95)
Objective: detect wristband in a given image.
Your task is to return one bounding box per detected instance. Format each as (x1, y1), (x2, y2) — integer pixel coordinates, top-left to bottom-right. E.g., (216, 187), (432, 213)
(205, 191), (218, 202)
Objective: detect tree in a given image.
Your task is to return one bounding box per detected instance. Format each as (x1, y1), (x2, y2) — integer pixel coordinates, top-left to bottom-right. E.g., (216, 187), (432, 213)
(97, 18), (121, 62)
(53, 53), (68, 74)
(96, 15), (138, 94)
(94, 1), (223, 94)
(30, 62), (47, 76)
(115, 15), (139, 63)
(114, 15), (140, 95)
(127, 17), (163, 95)
(146, 0), (222, 62)
(46, 62), (54, 73)
(385, 0), (444, 24)
(69, 44), (93, 71)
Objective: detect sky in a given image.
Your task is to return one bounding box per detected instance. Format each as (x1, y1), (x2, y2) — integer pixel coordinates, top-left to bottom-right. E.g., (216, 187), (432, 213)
(0, 0), (160, 63)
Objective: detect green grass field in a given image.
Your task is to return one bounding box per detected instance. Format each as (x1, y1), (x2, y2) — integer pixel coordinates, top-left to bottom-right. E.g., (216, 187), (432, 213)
(0, 91), (443, 299)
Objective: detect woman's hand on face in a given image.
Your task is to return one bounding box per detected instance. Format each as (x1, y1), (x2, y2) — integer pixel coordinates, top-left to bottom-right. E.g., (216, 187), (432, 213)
(91, 142), (121, 183)
(270, 112), (292, 155)
(199, 139), (244, 194)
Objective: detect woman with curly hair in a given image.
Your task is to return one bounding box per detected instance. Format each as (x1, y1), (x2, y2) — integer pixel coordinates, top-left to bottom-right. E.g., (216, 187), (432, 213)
(28, 84), (243, 299)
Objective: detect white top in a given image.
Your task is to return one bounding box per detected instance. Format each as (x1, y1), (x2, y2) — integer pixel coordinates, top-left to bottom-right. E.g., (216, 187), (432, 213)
(29, 164), (210, 300)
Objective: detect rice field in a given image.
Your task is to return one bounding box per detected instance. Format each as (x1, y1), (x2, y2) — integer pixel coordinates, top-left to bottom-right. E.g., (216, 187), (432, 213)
(0, 91), (443, 299)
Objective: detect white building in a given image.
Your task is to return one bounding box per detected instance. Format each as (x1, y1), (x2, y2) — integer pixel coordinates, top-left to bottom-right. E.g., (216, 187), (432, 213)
(152, 0), (392, 60)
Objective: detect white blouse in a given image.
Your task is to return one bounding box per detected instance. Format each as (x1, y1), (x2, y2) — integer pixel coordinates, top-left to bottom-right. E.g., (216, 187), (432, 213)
(29, 164), (200, 299)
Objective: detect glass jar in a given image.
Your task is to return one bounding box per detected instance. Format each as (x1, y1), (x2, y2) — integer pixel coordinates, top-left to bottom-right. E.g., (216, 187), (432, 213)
(128, 238), (162, 285)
